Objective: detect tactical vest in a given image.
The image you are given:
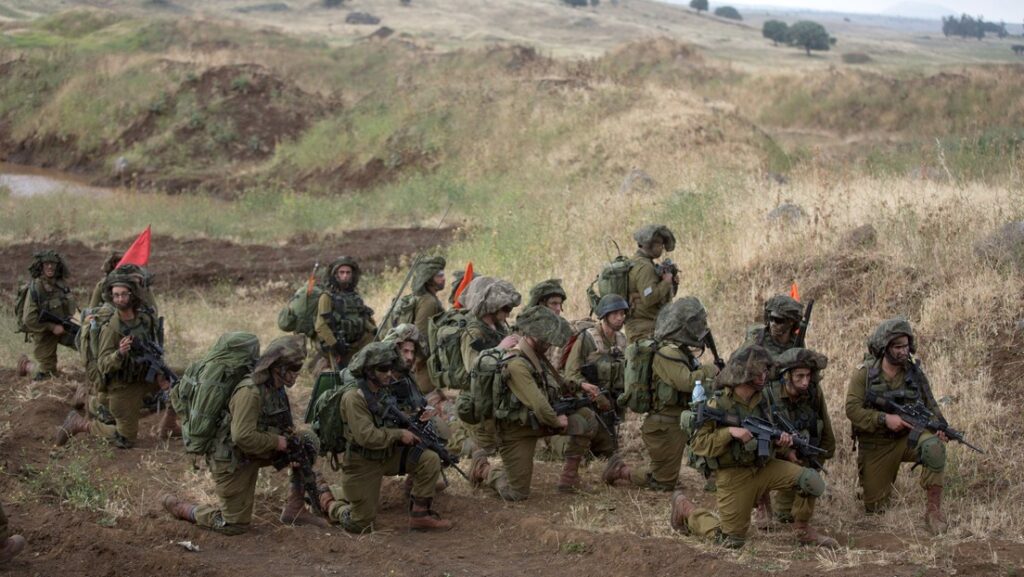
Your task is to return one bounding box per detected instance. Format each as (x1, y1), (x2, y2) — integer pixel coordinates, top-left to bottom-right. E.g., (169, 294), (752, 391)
(211, 380), (291, 469)
(582, 326), (626, 394)
(699, 390), (772, 470)
(106, 312), (159, 385)
(326, 290), (373, 345)
(495, 351), (558, 427)
(858, 358), (931, 440)
(32, 278), (74, 317)
(651, 344), (698, 414)
(344, 384), (404, 461)
(766, 381), (823, 448)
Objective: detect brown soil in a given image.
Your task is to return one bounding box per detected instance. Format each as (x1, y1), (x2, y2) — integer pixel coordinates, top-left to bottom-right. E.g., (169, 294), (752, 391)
(0, 227), (457, 301)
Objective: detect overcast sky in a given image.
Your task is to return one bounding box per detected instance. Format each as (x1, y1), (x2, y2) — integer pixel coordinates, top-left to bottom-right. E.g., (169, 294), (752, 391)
(666, 1), (1024, 22)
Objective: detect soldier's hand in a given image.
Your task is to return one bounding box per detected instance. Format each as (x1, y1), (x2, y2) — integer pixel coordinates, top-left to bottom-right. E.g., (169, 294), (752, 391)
(728, 427), (753, 443)
(581, 383), (600, 399)
(786, 450), (801, 464)
(556, 415), (569, 430)
(51, 324), (65, 336)
(400, 430), (421, 446)
(660, 272), (674, 283)
(277, 435), (289, 452)
(937, 431), (949, 443)
(156, 374), (170, 391)
(498, 334), (520, 349)
(776, 432), (794, 448)
(883, 414), (910, 432)
(118, 336), (133, 355)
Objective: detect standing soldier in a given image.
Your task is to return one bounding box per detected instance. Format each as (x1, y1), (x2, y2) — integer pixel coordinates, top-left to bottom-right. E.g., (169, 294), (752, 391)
(162, 336), (327, 534)
(408, 256), (446, 393)
(764, 348), (835, 529)
(625, 225), (677, 343)
(317, 342), (453, 532)
(845, 318), (949, 534)
(744, 295), (804, 358)
(604, 297), (718, 491)
(315, 256), (376, 369)
(473, 306), (614, 499)
(18, 250), (77, 381)
(670, 345), (835, 549)
(54, 274), (168, 449)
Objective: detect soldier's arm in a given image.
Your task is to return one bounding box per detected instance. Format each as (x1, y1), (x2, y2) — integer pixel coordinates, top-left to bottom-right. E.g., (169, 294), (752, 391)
(460, 327), (483, 374)
(815, 388), (837, 459)
(229, 385), (280, 457)
(88, 280), (104, 310)
(562, 331), (593, 388)
(315, 292), (338, 347)
(629, 260), (672, 311)
(95, 319), (127, 376)
(845, 367), (884, 434)
(342, 390), (404, 450)
(689, 409), (734, 458)
(506, 357), (560, 428)
(21, 282), (50, 333)
(414, 295), (442, 346)
(654, 346), (715, 393)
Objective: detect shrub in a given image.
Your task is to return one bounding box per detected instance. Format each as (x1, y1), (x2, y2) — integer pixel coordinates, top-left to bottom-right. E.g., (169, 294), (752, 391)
(714, 6), (742, 20)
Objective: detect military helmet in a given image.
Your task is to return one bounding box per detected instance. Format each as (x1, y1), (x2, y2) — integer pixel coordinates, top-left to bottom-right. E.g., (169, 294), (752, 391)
(112, 263), (153, 287)
(252, 335), (306, 385)
(527, 278), (567, 308)
(383, 322), (426, 356)
(763, 294), (803, 324)
(775, 347), (828, 375)
(654, 296), (708, 347)
(28, 250), (69, 279)
(349, 341), (403, 378)
(463, 276), (521, 317)
(412, 256), (446, 294)
(633, 224), (676, 252)
(516, 305), (573, 347)
(328, 256), (361, 290)
(595, 294), (629, 319)
(716, 345), (774, 388)
(867, 318), (916, 358)
(103, 271), (142, 301)
(102, 251), (124, 274)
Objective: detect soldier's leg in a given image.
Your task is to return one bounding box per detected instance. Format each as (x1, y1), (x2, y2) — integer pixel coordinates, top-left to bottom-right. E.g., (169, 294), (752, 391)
(193, 460), (262, 535)
(902, 432), (945, 490)
(470, 418), (499, 455)
(383, 448), (441, 499)
(772, 488), (797, 523)
(491, 425), (540, 501)
(108, 383), (158, 446)
(857, 439), (908, 512)
(715, 467), (759, 546)
(332, 452), (385, 532)
(757, 459), (835, 547)
(31, 332), (59, 377)
(639, 414), (687, 490)
(88, 388), (125, 439)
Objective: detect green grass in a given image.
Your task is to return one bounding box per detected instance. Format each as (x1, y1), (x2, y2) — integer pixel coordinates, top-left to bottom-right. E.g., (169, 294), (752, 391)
(23, 445), (129, 526)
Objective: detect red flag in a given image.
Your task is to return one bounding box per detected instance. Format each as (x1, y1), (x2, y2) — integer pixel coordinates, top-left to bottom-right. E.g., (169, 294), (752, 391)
(452, 262), (474, 309)
(116, 226), (151, 268)
(789, 282), (800, 302)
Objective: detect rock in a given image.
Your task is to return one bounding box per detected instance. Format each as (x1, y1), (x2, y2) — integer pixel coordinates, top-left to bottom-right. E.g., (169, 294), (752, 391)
(346, 12), (380, 25)
(367, 26), (394, 40)
(113, 156), (130, 178)
(840, 224), (877, 251)
(974, 221), (1024, 269)
(765, 171), (789, 185)
(766, 202), (806, 225)
(619, 169), (655, 194)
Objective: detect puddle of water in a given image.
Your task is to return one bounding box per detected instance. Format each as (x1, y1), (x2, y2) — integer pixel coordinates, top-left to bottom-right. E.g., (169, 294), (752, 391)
(0, 162), (113, 198)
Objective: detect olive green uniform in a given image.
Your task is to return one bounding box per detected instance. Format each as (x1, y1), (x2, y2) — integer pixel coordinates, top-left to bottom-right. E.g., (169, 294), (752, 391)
(564, 325), (627, 404)
(193, 379), (288, 533)
(484, 342), (613, 501)
(326, 386), (441, 532)
(845, 360), (945, 512)
(624, 253), (673, 343)
(459, 318), (510, 455)
(412, 292), (444, 393)
(88, 277), (159, 314)
(682, 387), (825, 546)
(89, 312), (161, 444)
(315, 290), (376, 368)
(743, 326), (796, 359)
(21, 277), (76, 376)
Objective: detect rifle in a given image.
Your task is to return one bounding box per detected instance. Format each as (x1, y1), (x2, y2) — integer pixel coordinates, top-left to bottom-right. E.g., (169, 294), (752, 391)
(695, 403), (828, 462)
(580, 363), (621, 449)
(123, 328), (178, 387)
(375, 204), (451, 339)
(703, 329), (726, 370)
(655, 258), (680, 296)
(273, 434), (323, 516)
(772, 412), (827, 471)
(794, 299), (815, 348)
(864, 391), (984, 454)
(39, 309), (80, 343)
(381, 398), (468, 480)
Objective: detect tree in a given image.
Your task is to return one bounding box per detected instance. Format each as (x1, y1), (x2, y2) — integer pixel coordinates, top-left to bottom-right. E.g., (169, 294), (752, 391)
(689, 0), (708, 14)
(714, 6), (742, 20)
(788, 20), (831, 55)
(762, 19), (789, 46)
(561, 0), (588, 6)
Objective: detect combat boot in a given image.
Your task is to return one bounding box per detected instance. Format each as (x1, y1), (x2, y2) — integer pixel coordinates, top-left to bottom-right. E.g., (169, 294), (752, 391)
(16, 355), (33, 378)
(54, 410), (90, 447)
(669, 489), (697, 533)
(469, 453), (492, 488)
(753, 492), (773, 530)
(0, 535), (26, 564)
(601, 454), (632, 486)
(71, 381), (90, 410)
(155, 408), (181, 438)
(557, 455), (587, 493)
(409, 497), (453, 532)
(924, 485), (948, 535)
(280, 478), (329, 528)
(794, 520), (839, 548)
(161, 494), (196, 523)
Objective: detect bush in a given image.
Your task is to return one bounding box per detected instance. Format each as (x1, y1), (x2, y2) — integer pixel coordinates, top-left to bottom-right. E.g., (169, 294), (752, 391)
(713, 6), (742, 20)
(788, 20), (831, 56)
(841, 52), (872, 64)
(762, 20), (788, 45)
(689, 0), (708, 13)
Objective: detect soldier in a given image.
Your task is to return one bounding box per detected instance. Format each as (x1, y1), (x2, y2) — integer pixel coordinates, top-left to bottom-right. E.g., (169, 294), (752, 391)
(88, 262), (159, 314)
(87, 251), (122, 310)
(54, 274), (169, 449)
(162, 336), (327, 534)
(669, 345), (834, 548)
(564, 294), (629, 414)
(526, 278), (566, 316)
(382, 323), (432, 415)
(744, 295), (804, 358)
(845, 318), (949, 534)
(603, 297), (719, 491)
(473, 306), (615, 499)
(0, 504), (26, 564)
(317, 342), (453, 532)
(315, 256), (376, 369)
(18, 250), (77, 380)
(625, 225), (677, 343)
(764, 348), (835, 527)
(447, 268), (474, 307)
(408, 256), (446, 393)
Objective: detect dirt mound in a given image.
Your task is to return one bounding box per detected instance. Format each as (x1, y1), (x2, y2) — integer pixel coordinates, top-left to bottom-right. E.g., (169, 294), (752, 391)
(0, 226), (456, 301)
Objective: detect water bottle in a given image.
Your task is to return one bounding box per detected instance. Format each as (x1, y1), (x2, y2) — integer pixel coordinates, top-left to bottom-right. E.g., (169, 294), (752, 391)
(692, 380), (706, 404)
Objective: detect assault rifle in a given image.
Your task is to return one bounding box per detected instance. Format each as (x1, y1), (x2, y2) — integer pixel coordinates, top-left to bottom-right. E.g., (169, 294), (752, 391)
(381, 399), (468, 480)
(695, 404), (828, 461)
(528, 393), (618, 445)
(39, 309), (80, 343)
(580, 363), (621, 449)
(863, 391), (984, 454)
(703, 329), (726, 370)
(772, 412), (827, 471)
(794, 299), (815, 348)
(273, 434), (323, 516)
(656, 258), (680, 295)
(123, 328), (178, 387)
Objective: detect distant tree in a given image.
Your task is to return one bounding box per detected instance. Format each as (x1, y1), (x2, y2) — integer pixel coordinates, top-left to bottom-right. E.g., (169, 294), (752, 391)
(323, 0), (345, 7)
(762, 19), (789, 46)
(590, 0), (600, 6)
(561, 0), (588, 6)
(689, 0), (708, 14)
(714, 6), (742, 20)
(788, 20), (831, 56)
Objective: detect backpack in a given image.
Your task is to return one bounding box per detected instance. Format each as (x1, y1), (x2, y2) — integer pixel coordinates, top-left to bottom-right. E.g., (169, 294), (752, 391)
(555, 318), (599, 370)
(617, 338), (658, 414)
(77, 305), (118, 386)
(427, 308), (471, 390)
(586, 256), (633, 314)
(456, 347), (509, 425)
(389, 293), (419, 328)
(171, 332), (261, 455)
(277, 283), (325, 337)
(13, 281), (33, 335)
(310, 369), (357, 470)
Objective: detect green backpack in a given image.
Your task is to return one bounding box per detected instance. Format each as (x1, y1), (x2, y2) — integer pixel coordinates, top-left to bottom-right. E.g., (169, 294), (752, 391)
(586, 256), (633, 314)
(310, 369), (358, 470)
(277, 283), (325, 337)
(13, 281), (32, 335)
(171, 332), (261, 455)
(427, 308), (471, 390)
(456, 347), (509, 425)
(77, 305), (118, 386)
(617, 338), (657, 414)
(389, 293), (419, 328)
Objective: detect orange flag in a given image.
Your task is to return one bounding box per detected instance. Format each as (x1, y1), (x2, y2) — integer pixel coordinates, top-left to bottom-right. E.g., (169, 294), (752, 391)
(790, 282), (800, 302)
(452, 262), (474, 309)
(116, 225), (151, 268)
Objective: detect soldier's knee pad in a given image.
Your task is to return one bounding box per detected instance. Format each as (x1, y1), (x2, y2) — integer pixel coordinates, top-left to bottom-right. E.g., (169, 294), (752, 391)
(565, 412), (596, 438)
(918, 436), (946, 471)
(795, 468), (825, 498)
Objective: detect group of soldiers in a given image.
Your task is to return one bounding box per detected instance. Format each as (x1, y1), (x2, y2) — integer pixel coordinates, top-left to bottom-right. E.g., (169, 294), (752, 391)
(3, 220), (970, 563)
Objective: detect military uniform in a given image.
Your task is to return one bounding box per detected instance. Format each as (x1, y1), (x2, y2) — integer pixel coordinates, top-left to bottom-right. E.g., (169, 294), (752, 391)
(564, 323), (626, 416)
(88, 264), (159, 314)
(625, 226), (676, 343)
(21, 251), (76, 378)
(315, 257), (376, 368)
(742, 295), (805, 360)
(409, 257), (446, 393)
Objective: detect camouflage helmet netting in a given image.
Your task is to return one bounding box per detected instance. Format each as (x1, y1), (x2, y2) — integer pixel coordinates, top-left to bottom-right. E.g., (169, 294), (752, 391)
(527, 278), (567, 308)
(633, 224), (676, 252)
(867, 317), (916, 358)
(716, 345), (774, 387)
(516, 305), (573, 347)
(412, 256), (446, 294)
(654, 296), (708, 347)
